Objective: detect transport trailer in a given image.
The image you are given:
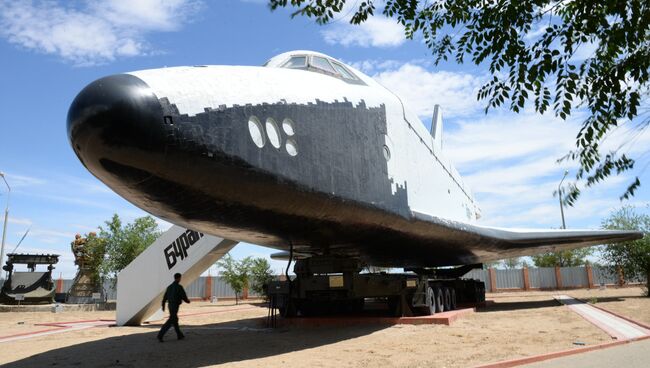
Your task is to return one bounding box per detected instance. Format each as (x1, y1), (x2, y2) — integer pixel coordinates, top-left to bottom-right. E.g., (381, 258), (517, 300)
(266, 256), (486, 317)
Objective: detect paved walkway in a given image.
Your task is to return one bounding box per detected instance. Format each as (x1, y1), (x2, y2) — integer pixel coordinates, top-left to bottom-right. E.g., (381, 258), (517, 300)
(554, 295), (650, 340)
(0, 320), (113, 343)
(522, 338), (650, 368)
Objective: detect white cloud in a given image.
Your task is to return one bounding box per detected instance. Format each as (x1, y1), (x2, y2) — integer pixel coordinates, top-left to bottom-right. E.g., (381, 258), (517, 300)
(8, 217), (33, 226)
(2, 173), (46, 188)
(443, 108), (650, 229)
(238, 0), (404, 48)
(349, 58), (429, 75)
(344, 57), (650, 229)
(570, 41), (598, 62)
(322, 16), (405, 48)
(445, 110), (581, 168)
(26, 228), (76, 244)
(373, 63), (484, 118)
(0, 0), (202, 65)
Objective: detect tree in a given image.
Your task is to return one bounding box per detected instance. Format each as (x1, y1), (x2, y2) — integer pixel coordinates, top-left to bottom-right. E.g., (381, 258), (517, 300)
(269, 0), (650, 203)
(601, 206), (650, 296)
(99, 214), (161, 282)
(249, 258), (275, 296)
(83, 232), (106, 286)
(216, 254), (254, 304)
(502, 257), (522, 269)
(531, 248), (593, 267)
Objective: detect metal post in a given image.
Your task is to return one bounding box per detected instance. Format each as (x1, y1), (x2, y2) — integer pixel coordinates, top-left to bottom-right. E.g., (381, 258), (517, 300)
(558, 170), (568, 229)
(0, 172), (10, 272)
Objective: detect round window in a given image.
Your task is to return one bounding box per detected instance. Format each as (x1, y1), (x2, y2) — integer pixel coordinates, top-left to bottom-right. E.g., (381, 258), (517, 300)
(248, 116), (265, 148)
(282, 118), (295, 136)
(286, 139), (298, 156)
(266, 118), (281, 148)
(383, 145), (391, 161)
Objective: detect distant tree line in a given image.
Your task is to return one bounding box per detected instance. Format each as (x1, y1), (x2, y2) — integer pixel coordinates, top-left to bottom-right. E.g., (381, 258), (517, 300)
(216, 254), (274, 304)
(492, 206), (649, 296)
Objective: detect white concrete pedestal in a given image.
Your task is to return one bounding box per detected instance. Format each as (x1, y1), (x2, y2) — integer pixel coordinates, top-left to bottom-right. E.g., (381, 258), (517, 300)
(116, 226), (237, 326)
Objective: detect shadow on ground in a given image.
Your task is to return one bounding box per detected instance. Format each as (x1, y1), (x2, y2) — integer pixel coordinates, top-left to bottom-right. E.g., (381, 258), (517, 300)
(581, 296), (641, 303)
(478, 295), (638, 313)
(478, 299), (561, 312)
(4, 317), (386, 367)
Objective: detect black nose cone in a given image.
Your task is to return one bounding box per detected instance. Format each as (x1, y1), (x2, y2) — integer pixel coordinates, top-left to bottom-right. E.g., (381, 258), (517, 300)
(67, 74), (166, 182)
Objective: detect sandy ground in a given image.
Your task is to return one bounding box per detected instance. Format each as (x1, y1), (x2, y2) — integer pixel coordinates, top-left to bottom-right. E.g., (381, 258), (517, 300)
(0, 289), (646, 368)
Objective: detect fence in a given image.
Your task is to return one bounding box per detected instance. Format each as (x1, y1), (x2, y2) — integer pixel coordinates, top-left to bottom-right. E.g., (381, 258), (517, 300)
(53, 276), (259, 301)
(9, 265), (647, 301)
(462, 265), (646, 292)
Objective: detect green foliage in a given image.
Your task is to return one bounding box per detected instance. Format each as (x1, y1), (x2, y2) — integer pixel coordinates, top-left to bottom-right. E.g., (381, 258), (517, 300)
(249, 258), (275, 295)
(83, 233), (107, 285)
(216, 254), (254, 304)
(531, 247), (593, 267)
(269, 0), (650, 203)
(601, 206), (650, 296)
(99, 214), (161, 281)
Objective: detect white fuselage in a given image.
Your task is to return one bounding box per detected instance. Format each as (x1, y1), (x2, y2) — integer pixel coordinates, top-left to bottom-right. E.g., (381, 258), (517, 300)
(128, 59), (478, 224)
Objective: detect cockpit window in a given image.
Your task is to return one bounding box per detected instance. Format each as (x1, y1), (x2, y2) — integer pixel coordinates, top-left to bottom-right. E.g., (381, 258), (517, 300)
(282, 56), (307, 68)
(311, 56), (337, 74)
(276, 54), (364, 84)
(331, 62), (356, 80)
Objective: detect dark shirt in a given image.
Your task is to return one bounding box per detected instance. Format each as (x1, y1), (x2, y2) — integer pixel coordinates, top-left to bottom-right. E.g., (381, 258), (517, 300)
(162, 281), (190, 307)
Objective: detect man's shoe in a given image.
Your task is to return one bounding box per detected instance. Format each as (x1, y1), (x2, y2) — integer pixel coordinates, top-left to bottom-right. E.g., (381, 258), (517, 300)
(157, 336), (164, 343)
(178, 335), (185, 340)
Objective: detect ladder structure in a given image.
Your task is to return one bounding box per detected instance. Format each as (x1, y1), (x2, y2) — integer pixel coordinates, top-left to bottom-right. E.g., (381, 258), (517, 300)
(116, 226), (237, 326)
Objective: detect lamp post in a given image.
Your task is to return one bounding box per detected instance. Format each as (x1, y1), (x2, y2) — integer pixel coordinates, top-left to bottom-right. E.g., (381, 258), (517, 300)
(558, 170), (568, 229)
(0, 172), (10, 272)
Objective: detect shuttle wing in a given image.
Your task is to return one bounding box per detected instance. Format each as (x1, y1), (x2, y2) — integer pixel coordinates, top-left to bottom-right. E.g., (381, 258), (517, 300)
(411, 212), (643, 264)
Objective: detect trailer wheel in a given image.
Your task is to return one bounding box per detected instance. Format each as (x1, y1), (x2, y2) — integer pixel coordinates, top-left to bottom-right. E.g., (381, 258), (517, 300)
(425, 286), (436, 315)
(434, 287), (445, 313)
(443, 287), (451, 311)
(450, 288), (457, 310)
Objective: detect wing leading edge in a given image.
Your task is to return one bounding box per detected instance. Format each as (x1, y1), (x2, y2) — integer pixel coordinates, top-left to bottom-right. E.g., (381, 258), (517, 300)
(411, 211), (643, 264)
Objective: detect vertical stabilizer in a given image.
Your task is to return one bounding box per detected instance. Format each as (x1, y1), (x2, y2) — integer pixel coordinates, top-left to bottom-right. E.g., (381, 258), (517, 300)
(431, 104), (443, 150)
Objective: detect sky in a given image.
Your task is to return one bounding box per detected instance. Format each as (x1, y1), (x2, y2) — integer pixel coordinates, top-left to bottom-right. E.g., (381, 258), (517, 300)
(0, 0), (648, 278)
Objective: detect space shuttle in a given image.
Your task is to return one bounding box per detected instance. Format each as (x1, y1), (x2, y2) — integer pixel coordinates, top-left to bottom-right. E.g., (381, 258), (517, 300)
(67, 50), (641, 269)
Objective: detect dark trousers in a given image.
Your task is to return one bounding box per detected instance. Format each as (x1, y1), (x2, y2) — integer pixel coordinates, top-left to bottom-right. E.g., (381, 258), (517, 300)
(158, 304), (184, 339)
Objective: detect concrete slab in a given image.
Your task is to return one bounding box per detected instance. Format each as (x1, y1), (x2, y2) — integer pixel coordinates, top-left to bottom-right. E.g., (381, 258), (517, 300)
(476, 336), (650, 368)
(0, 302), (115, 312)
(521, 337), (650, 368)
(554, 295), (650, 340)
(0, 320), (114, 343)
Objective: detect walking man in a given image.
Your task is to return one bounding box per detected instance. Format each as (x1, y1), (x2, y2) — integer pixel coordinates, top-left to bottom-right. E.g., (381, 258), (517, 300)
(157, 272), (190, 342)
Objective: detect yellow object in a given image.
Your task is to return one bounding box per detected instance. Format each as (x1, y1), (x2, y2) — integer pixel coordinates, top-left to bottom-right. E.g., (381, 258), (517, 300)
(329, 275), (344, 288)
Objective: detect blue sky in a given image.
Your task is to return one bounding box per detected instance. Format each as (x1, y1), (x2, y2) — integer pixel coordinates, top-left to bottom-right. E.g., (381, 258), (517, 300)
(0, 0), (648, 278)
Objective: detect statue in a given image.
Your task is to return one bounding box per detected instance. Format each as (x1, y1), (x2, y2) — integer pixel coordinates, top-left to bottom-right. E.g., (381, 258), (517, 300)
(66, 232), (105, 304)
